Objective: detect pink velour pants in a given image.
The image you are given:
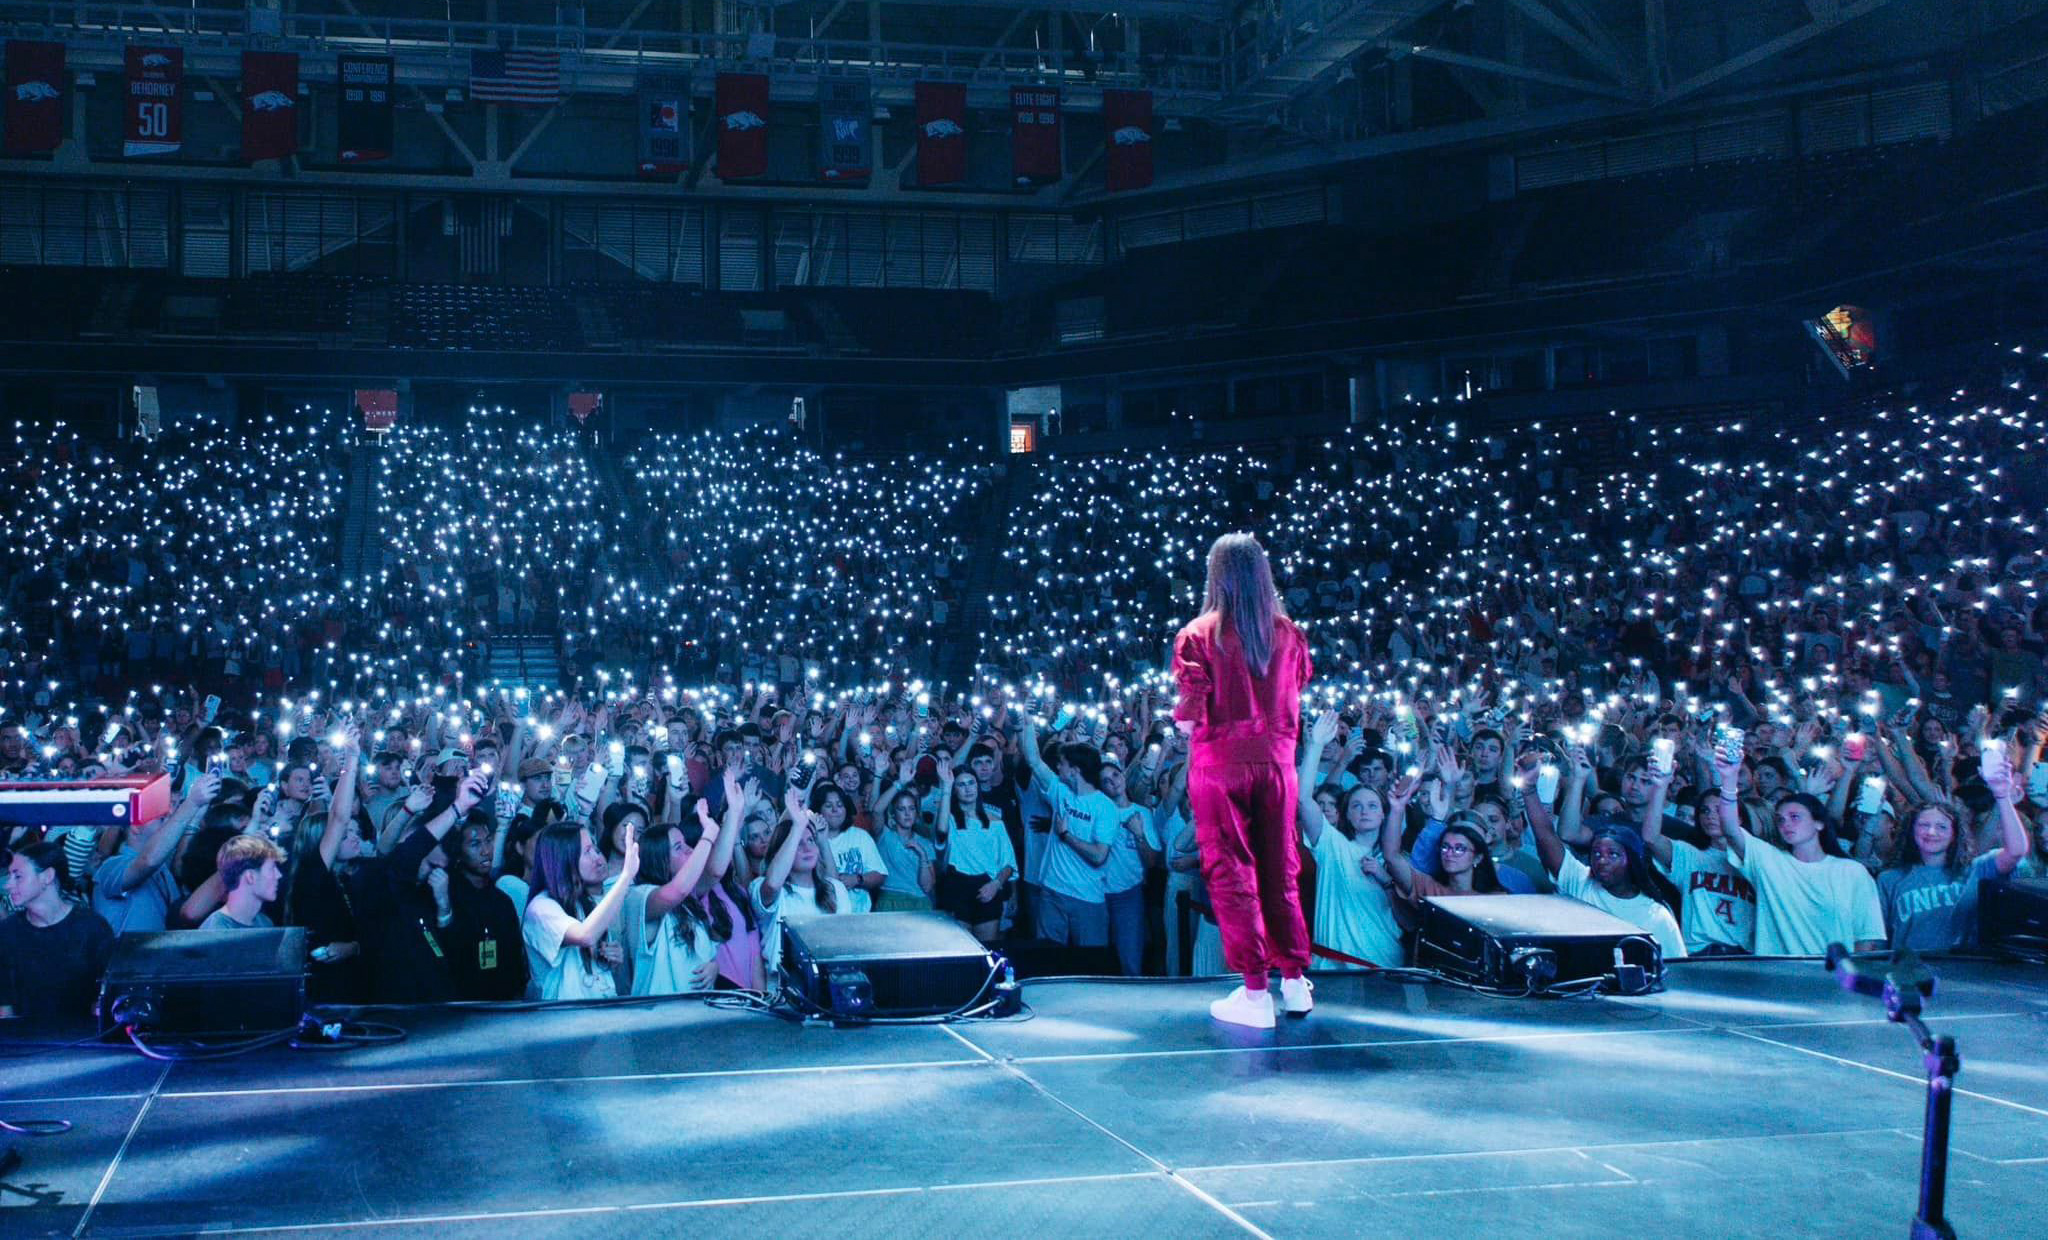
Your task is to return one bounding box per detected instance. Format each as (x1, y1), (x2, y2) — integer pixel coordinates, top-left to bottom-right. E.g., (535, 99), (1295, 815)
(1189, 759), (1310, 977)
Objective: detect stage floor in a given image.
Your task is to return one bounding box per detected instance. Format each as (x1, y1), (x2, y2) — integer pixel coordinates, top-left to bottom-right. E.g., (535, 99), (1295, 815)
(3, 958), (2046, 1238)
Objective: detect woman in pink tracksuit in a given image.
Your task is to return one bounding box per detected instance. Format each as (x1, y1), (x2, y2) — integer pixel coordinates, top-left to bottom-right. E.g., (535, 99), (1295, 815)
(1172, 533), (1314, 1030)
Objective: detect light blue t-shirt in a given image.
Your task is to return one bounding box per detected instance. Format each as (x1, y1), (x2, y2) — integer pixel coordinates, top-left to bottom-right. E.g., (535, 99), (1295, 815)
(92, 850), (180, 934)
(1035, 780), (1117, 904)
(875, 830), (935, 898)
(1099, 800), (1150, 896)
(1877, 853), (2004, 951)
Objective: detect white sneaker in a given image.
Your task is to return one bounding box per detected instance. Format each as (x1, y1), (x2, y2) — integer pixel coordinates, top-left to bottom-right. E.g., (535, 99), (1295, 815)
(1209, 985), (1276, 1030)
(1280, 975), (1314, 1017)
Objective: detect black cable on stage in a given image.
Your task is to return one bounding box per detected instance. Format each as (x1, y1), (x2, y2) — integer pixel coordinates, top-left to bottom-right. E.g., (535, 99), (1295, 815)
(123, 1024), (300, 1063)
(0, 1116), (71, 1137)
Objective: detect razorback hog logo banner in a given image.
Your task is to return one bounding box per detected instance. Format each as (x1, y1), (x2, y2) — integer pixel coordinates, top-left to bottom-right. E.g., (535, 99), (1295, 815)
(915, 81), (966, 186)
(1010, 86), (1060, 185)
(5, 40), (64, 154)
(716, 73), (769, 180)
(124, 46), (183, 157)
(1103, 89), (1153, 192)
(241, 51), (299, 161)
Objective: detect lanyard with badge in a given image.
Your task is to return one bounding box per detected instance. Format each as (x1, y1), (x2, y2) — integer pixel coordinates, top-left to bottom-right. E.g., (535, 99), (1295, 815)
(418, 916), (444, 959)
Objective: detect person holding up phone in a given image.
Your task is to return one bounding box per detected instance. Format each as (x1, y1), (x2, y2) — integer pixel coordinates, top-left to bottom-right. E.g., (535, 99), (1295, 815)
(522, 818), (636, 1001)
(1876, 747), (2031, 950)
(1638, 727), (1757, 954)
(1710, 753), (1886, 956)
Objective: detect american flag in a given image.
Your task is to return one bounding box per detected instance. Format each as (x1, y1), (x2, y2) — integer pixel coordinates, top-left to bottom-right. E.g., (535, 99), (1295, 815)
(469, 49), (560, 106)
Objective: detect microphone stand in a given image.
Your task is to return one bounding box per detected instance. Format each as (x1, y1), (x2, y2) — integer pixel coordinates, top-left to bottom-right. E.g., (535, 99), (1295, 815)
(1825, 945), (1958, 1240)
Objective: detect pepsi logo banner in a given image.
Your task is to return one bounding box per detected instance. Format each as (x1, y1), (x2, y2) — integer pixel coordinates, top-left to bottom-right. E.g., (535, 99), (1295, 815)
(4, 40), (64, 155)
(915, 81), (966, 187)
(638, 78), (690, 177)
(1011, 86), (1060, 185)
(1103, 89), (1153, 192)
(241, 51), (300, 162)
(716, 73), (769, 180)
(124, 46), (183, 158)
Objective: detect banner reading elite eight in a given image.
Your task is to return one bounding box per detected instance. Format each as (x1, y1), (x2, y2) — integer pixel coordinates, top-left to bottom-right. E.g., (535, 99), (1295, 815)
(1010, 86), (1060, 185)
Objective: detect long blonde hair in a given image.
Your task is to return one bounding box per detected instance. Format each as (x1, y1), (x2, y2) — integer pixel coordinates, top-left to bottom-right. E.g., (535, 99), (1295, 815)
(1202, 533), (1284, 677)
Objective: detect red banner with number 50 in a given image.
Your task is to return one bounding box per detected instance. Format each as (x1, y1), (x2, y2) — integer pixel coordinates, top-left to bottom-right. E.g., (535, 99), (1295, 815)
(125, 45), (183, 158)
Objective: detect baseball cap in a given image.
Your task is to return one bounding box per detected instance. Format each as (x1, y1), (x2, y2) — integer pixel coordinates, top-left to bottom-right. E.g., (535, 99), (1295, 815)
(432, 747), (469, 770)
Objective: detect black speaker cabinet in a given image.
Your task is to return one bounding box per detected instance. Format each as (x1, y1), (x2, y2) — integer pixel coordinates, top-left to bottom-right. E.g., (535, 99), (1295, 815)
(782, 911), (998, 1021)
(99, 927), (307, 1036)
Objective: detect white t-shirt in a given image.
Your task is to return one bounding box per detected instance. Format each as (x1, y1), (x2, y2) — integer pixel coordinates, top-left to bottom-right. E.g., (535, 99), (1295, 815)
(827, 829), (888, 886)
(750, 873), (854, 976)
(1658, 839), (1756, 953)
(621, 885), (715, 996)
(522, 893), (620, 1001)
(1554, 852), (1689, 961)
(1306, 825), (1403, 968)
(944, 808), (1017, 879)
(1729, 840), (1887, 956)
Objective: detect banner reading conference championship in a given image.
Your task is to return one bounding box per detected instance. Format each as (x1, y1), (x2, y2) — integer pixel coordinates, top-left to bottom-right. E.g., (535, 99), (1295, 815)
(338, 55), (394, 162)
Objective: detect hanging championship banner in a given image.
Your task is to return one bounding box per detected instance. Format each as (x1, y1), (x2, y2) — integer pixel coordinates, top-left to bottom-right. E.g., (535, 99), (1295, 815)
(914, 81), (966, 187)
(1010, 85), (1060, 185)
(1103, 88), (1154, 192)
(4, 40), (65, 155)
(715, 72), (769, 180)
(637, 77), (690, 177)
(817, 78), (870, 181)
(124, 46), (183, 157)
(356, 389), (398, 432)
(337, 55), (394, 162)
(568, 392), (602, 424)
(241, 51), (300, 162)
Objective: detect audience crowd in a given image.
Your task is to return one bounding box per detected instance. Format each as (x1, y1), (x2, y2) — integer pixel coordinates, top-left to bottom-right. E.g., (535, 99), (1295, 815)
(4, 348), (2048, 1024)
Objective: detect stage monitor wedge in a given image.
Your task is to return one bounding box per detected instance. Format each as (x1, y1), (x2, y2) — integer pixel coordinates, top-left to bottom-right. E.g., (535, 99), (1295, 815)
(1416, 895), (1663, 995)
(99, 927), (308, 1036)
(781, 911), (999, 1023)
